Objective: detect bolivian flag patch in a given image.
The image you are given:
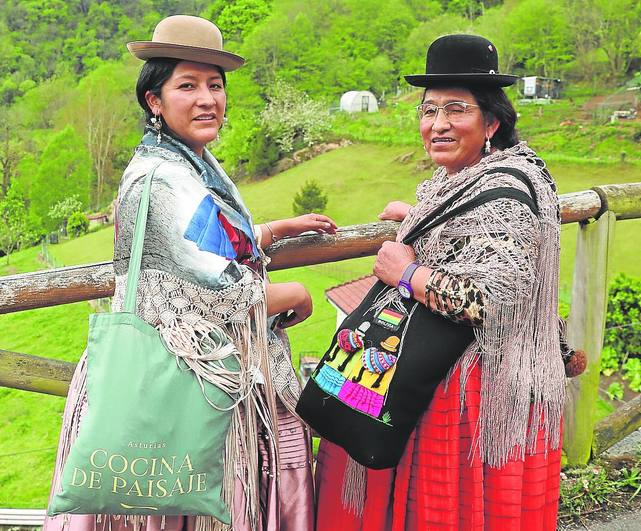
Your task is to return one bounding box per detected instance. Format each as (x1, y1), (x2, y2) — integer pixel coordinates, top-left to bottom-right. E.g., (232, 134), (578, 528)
(374, 307), (407, 331)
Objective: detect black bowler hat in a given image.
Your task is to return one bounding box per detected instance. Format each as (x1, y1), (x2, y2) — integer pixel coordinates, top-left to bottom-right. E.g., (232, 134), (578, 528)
(404, 34), (518, 88)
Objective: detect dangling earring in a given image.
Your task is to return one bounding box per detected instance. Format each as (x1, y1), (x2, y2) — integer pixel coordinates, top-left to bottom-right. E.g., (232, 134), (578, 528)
(484, 136), (491, 155)
(151, 113), (162, 144)
(218, 116), (228, 133)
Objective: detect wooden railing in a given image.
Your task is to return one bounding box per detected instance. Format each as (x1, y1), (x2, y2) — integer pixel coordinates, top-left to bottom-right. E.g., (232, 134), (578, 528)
(1, 183), (641, 465)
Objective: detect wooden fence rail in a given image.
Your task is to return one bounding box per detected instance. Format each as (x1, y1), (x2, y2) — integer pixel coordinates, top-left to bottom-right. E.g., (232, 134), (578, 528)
(1, 182), (641, 464)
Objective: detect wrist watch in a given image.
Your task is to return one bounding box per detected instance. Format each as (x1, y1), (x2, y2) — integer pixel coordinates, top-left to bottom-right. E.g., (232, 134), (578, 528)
(397, 261), (420, 299)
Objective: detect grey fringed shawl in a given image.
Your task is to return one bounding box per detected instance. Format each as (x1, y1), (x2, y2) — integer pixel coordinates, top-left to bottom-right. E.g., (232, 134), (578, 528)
(398, 142), (565, 467)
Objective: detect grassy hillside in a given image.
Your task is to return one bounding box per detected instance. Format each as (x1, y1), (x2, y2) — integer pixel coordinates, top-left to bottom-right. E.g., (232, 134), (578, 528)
(0, 143), (640, 507)
(332, 87), (641, 164)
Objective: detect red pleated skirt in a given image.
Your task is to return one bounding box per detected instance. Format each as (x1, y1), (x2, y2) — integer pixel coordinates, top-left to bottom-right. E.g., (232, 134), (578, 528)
(315, 364), (562, 530)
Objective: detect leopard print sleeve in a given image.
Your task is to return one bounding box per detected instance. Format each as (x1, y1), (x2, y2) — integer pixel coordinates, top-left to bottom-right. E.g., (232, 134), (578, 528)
(424, 268), (485, 326)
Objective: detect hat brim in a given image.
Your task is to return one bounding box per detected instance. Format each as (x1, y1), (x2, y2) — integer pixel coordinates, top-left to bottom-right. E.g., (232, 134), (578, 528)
(404, 73), (518, 88)
(127, 42), (245, 71)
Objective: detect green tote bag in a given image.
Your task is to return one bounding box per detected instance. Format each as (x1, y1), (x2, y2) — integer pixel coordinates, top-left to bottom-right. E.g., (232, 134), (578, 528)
(48, 170), (238, 521)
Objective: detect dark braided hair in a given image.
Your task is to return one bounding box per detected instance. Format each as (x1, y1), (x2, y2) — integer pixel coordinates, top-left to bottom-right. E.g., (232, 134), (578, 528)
(468, 86), (519, 150)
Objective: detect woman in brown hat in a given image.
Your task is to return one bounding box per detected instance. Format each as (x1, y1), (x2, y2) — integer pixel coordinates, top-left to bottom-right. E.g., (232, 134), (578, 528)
(44, 15), (327, 531)
(314, 34), (574, 530)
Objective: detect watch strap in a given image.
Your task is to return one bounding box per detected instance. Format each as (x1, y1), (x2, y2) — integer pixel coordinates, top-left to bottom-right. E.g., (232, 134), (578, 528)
(400, 261), (420, 284)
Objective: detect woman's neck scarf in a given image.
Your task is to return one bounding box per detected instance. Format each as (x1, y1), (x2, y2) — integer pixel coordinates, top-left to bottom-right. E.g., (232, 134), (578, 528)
(140, 128), (259, 260)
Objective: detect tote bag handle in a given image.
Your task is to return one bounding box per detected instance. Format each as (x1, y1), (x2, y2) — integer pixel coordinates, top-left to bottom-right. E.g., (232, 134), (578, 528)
(123, 166), (160, 313)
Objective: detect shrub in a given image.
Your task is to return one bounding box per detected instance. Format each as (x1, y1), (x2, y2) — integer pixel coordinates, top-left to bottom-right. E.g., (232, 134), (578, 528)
(67, 211), (89, 238)
(49, 195), (83, 233)
(292, 180), (328, 216)
(603, 273), (641, 373)
(606, 382), (624, 401)
(623, 358), (641, 393)
(246, 127), (281, 177)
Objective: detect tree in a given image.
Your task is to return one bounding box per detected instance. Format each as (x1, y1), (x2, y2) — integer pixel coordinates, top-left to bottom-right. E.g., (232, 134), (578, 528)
(0, 108), (23, 196)
(564, 0), (605, 81)
(203, 0), (271, 44)
(594, 0), (641, 81)
(0, 185), (31, 264)
(474, 4), (518, 75)
(49, 195), (83, 233)
(292, 179), (328, 215)
(261, 80), (332, 154)
(401, 13), (470, 77)
(61, 62), (139, 208)
(29, 126), (92, 232)
(504, 0), (573, 78)
(67, 210), (89, 238)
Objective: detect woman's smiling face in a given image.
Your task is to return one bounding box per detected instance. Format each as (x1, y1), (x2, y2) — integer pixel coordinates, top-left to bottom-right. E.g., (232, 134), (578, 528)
(419, 87), (498, 174)
(145, 61), (226, 156)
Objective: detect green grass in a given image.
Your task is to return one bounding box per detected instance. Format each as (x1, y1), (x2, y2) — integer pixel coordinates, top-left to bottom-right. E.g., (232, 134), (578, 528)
(0, 303), (92, 507)
(47, 226), (115, 266)
(241, 143), (427, 226)
(0, 230), (108, 507)
(0, 144), (640, 507)
(0, 245), (46, 277)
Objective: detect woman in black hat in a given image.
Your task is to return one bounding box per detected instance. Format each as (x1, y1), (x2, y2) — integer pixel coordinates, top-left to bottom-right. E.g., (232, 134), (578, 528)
(315, 34), (568, 530)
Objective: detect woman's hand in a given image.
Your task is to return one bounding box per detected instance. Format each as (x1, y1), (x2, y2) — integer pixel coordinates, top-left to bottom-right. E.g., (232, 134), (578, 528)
(378, 201), (412, 222)
(373, 241), (416, 287)
(265, 282), (313, 329)
(277, 214), (337, 238)
(261, 214), (337, 247)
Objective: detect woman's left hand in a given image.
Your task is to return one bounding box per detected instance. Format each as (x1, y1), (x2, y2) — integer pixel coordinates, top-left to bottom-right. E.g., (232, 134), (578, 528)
(272, 213), (337, 239)
(373, 241), (417, 287)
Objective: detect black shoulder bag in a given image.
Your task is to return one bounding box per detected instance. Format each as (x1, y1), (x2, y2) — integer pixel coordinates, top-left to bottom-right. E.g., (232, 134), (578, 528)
(296, 168), (538, 469)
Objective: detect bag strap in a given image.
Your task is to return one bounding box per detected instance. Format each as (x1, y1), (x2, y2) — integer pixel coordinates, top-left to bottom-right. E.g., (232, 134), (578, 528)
(402, 167), (538, 245)
(485, 166), (539, 209)
(124, 165), (161, 313)
(401, 176), (483, 244)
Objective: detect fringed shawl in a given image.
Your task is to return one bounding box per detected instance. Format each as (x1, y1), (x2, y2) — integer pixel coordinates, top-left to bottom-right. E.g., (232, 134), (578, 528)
(46, 134), (304, 531)
(398, 142), (565, 467)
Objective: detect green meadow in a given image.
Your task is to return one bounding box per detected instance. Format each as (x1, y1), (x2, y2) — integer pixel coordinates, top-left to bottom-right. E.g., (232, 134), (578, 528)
(1, 143), (640, 506)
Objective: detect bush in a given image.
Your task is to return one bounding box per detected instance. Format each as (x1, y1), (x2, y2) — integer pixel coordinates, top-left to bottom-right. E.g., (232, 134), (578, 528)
(49, 195), (83, 233)
(602, 273), (641, 373)
(67, 211), (89, 238)
(292, 180), (328, 216)
(246, 127), (281, 177)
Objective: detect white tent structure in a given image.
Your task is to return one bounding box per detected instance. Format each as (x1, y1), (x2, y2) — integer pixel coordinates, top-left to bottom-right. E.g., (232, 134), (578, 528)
(339, 90), (379, 113)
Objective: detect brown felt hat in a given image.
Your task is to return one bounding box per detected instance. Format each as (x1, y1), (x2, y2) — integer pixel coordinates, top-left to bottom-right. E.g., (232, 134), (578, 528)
(127, 15), (245, 71)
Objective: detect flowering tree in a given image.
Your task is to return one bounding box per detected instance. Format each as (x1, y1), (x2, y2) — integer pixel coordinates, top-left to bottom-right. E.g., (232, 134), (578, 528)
(260, 81), (332, 154)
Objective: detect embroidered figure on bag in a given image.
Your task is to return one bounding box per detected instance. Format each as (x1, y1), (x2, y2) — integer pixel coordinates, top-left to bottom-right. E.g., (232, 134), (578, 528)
(351, 338), (399, 387)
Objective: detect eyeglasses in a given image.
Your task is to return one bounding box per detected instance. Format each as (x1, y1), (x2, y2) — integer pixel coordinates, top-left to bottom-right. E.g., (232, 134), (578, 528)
(416, 101), (480, 121)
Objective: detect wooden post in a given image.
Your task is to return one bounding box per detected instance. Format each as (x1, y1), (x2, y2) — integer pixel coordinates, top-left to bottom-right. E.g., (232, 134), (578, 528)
(563, 211), (616, 465)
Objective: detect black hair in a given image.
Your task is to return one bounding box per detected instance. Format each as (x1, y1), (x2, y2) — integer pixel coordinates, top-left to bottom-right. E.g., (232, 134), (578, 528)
(468, 86), (519, 150)
(421, 85), (519, 150)
(135, 58), (227, 121)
